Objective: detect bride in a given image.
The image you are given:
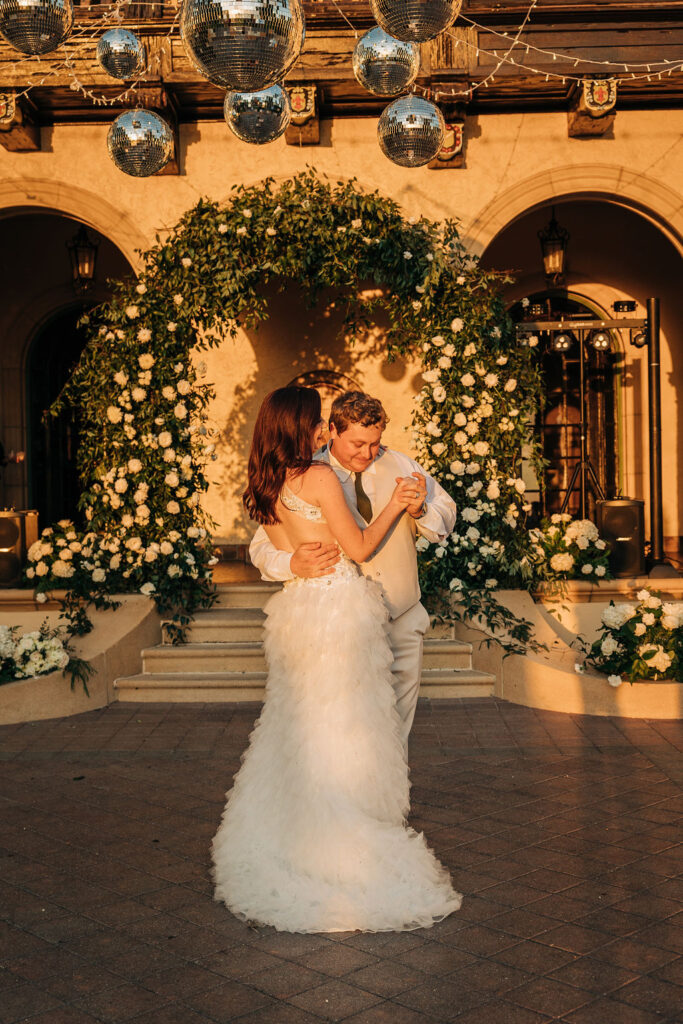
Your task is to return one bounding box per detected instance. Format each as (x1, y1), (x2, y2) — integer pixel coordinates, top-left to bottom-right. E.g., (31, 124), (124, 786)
(210, 385), (462, 933)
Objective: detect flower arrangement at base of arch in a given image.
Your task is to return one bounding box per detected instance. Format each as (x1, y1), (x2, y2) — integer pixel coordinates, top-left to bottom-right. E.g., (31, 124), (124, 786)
(29, 171), (553, 681)
(576, 589), (683, 686)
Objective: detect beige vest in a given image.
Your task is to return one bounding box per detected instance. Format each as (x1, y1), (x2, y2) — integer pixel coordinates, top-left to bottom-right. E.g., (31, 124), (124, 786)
(317, 447), (421, 619)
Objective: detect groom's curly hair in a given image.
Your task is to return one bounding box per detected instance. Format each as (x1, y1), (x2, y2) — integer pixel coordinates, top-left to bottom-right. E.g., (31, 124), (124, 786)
(329, 391), (388, 434)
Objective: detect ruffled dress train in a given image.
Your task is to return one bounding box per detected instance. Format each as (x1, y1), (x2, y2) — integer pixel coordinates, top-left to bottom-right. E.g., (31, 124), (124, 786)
(210, 556), (463, 933)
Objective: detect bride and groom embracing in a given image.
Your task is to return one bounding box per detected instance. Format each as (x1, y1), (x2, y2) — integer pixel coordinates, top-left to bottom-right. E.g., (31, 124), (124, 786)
(210, 386), (463, 933)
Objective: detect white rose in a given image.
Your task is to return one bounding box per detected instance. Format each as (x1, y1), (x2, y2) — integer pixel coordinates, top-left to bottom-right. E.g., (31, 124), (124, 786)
(461, 374), (475, 387)
(162, 386), (176, 400)
(432, 386), (446, 403)
(450, 461), (466, 476)
(451, 318), (464, 333)
(473, 441), (489, 456)
(125, 305), (139, 319)
(167, 500), (180, 514)
(634, 622), (647, 636)
(431, 335), (445, 347)
(431, 442), (446, 457)
(177, 379), (191, 395)
(107, 406), (123, 424)
(114, 478), (128, 493)
(236, 226), (247, 236)
(504, 379), (517, 392)
(136, 283), (147, 294)
(218, 223), (228, 234)
(601, 636), (620, 656)
(137, 328), (152, 343)
(167, 322), (177, 333)
(403, 250), (412, 260)
(165, 472), (179, 487)
(158, 432), (172, 448)
(581, 564), (594, 574)
(128, 458), (142, 474)
(484, 373), (498, 387)
(438, 356), (452, 370)
(92, 568), (106, 583)
(608, 675), (623, 688)
(160, 541), (174, 555)
(173, 294), (184, 306)
(174, 403), (188, 419)
(181, 257), (192, 268)
(140, 582), (156, 596)
(114, 371), (128, 386)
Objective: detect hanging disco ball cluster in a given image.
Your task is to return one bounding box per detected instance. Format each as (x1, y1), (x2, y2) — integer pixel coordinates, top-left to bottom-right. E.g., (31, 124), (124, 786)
(0, 0), (463, 171)
(357, 0), (464, 166)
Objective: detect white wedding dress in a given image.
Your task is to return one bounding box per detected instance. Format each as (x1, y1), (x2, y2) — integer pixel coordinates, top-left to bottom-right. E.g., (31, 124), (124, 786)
(210, 486), (463, 933)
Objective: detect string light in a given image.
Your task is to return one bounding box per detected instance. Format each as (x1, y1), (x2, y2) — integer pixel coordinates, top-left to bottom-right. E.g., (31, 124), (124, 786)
(1, 0), (681, 113)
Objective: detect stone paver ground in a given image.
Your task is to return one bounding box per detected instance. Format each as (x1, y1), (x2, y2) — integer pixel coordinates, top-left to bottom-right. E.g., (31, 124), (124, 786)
(0, 697), (681, 1024)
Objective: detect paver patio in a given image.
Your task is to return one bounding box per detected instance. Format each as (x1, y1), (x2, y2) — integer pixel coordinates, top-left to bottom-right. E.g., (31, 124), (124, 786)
(0, 697), (681, 1024)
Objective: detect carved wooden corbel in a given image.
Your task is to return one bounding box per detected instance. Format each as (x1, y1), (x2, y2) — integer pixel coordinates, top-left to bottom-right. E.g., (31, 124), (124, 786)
(567, 78), (617, 137)
(0, 91), (40, 151)
(285, 85), (319, 145)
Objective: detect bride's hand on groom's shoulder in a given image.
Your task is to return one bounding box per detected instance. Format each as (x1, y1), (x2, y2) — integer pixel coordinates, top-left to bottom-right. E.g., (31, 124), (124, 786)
(291, 541), (340, 578)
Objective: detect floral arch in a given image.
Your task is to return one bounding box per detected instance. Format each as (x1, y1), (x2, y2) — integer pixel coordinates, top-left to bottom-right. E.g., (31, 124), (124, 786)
(27, 171), (546, 645)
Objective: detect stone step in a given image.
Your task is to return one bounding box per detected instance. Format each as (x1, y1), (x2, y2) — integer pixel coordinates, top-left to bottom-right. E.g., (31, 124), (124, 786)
(141, 638), (473, 675)
(113, 667), (495, 703)
(419, 668), (496, 699)
(213, 583), (280, 609)
(165, 608), (455, 644)
(163, 608), (267, 643)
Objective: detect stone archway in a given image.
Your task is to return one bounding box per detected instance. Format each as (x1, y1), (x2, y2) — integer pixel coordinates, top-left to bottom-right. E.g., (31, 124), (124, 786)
(464, 164), (683, 257)
(0, 178), (147, 271)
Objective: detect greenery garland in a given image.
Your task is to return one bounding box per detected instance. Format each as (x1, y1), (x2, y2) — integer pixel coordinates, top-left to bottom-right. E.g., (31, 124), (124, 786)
(30, 170), (547, 666)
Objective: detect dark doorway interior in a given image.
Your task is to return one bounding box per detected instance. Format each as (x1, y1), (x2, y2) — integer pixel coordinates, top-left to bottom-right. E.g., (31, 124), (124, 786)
(511, 291), (619, 519)
(26, 305), (92, 528)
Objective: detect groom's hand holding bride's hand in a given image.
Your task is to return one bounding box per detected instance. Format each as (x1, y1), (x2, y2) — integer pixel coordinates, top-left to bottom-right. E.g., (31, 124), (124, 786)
(394, 473), (427, 518)
(291, 542), (340, 578)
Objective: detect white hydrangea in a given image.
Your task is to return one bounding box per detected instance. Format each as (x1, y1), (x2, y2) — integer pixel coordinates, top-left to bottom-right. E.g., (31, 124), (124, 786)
(550, 553), (574, 572)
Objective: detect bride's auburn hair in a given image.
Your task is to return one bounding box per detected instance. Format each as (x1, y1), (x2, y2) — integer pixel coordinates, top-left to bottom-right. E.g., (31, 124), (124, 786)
(243, 386), (322, 525)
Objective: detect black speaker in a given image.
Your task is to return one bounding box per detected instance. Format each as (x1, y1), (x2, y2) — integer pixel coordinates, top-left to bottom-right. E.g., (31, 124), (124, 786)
(596, 499), (646, 577)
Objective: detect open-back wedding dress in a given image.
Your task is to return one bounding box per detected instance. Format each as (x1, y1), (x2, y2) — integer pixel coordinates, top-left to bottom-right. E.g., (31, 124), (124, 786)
(210, 486), (462, 933)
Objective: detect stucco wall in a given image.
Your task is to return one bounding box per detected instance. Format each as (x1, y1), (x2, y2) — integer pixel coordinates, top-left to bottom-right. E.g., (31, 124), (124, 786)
(1, 109), (681, 541)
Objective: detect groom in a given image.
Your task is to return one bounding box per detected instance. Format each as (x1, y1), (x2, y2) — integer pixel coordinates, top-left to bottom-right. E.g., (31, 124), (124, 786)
(249, 390), (457, 752)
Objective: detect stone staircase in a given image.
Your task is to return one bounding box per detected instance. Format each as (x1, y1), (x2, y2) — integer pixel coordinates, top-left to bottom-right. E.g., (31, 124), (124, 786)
(114, 583), (496, 702)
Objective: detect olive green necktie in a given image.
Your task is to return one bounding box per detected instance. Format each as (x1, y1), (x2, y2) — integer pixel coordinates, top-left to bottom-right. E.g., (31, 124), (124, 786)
(354, 472), (373, 524)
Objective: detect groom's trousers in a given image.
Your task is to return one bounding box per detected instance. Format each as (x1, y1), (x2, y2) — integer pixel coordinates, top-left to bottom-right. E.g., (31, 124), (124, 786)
(386, 601), (431, 755)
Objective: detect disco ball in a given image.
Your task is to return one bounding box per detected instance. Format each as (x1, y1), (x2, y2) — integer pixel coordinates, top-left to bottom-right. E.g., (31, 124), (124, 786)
(0, 0), (73, 55)
(107, 109), (174, 178)
(181, 0), (305, 92)
(370, 0), (462, 43)
(225, 84), (291, 144)
(97, 28), (146, 80)
(353, 27), (419, 97)
(377, 95), (445, 167)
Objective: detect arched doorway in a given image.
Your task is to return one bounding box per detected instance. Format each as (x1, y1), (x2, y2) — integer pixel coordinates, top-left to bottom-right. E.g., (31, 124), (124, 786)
(0, 211), (134, 524)
(481, 197), (683, 550)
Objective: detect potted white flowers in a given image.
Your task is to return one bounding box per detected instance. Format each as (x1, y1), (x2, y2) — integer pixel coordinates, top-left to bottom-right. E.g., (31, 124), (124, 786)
(582, 588), (683, 685)
(0, 621), (90, 691)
